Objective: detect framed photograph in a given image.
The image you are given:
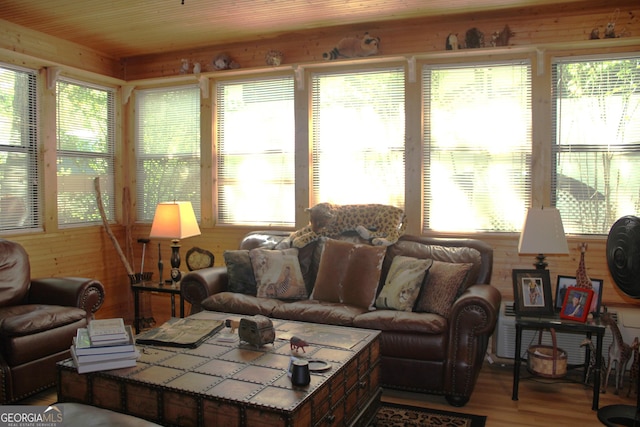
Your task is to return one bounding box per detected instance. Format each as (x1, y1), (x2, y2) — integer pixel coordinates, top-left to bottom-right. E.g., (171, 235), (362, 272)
(512, 269), (554, 316)
(560, 286), (594, 322)
(555, 276), (604, 315)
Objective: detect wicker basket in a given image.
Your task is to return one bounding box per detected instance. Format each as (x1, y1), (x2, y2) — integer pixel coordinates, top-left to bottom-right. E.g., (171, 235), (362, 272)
(527, 328), (567, 378)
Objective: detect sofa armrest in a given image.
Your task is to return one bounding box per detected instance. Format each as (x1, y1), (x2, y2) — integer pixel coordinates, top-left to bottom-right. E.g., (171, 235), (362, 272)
(28, 277), (105, 318)
(181, 267), (229, 315)
(444, 284), (501, 404)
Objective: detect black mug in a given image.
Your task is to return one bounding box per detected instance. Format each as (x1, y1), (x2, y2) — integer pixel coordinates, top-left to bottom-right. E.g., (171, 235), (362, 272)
(291, 360), (310, 386)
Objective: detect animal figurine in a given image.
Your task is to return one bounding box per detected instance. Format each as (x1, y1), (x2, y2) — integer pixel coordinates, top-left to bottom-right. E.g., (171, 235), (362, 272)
(289, 203), (407, 248)
(445, 33), (459, 50)
(580, 338), (603, 386)
(290, 336), (309, 353)
(265, 50), (284, 66)
(323, 33), (380, 60)
(601, 310), (632, 395)
(491, 25), (515, 47)
(628, 337), (640, 397)
(575, 243), (593, 289)
(225, 319), (240, 332)
(605, 8), (620, 38)
(465, 27), (485, 48)
(212, 53), (240, 70)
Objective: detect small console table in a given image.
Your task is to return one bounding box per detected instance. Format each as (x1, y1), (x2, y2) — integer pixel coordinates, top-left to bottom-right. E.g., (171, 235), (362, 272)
(131, 281), (184, 333)
(512, 313), (606, 410)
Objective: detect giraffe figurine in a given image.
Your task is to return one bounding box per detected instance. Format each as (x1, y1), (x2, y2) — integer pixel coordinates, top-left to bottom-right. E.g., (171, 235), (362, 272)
(601, 311), (632, 395)
(575, 243), (593, 289)
(580, 338), (599, 386)
(627, 337), (640, 397)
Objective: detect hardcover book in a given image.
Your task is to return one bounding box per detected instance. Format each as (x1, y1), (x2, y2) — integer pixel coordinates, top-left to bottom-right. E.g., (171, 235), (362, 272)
(75, 326), (136, 355)
(88, 318), (128, 342)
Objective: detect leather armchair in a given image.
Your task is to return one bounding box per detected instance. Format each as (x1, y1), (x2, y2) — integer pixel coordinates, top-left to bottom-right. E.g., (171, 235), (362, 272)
(0, 239), (105, 404)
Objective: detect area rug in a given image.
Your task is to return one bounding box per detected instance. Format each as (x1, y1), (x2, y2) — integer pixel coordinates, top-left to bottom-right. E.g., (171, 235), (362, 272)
(373, 402), (487, 427)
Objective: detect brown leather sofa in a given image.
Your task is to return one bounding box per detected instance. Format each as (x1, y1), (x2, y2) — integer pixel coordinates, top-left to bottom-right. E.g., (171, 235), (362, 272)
(0, 239), (105, 404)
(181, 231), (501, 407)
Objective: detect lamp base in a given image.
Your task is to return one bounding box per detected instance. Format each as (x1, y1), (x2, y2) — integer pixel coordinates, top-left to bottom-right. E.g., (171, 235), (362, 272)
(170, 239), (182, 284)
(534, 253), (548, 270)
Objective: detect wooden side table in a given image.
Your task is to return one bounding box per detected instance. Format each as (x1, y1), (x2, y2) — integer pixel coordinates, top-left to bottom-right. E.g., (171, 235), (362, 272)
(131, 282), (184, 333)
(512, 313), (606, 410)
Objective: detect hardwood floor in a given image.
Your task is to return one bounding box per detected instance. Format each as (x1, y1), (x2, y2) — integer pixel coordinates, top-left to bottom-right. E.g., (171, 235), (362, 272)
(15, 360), (636, 426)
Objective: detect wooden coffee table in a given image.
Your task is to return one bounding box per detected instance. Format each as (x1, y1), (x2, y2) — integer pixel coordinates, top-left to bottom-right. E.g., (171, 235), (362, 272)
(57, 311), (381, 427)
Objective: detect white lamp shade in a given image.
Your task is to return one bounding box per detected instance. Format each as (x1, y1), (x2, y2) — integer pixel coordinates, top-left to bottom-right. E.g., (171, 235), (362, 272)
(149, 201), (201, 240)
(518, 207), (569, 255)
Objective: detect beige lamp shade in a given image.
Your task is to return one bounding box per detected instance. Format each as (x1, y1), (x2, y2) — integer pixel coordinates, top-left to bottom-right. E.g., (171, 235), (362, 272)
(518, 207), (569, 255)
(149, 201), (201, 240)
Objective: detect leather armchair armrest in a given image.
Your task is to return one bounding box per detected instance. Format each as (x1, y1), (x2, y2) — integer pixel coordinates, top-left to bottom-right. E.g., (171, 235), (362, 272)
(450, 284), (501, 335)
(181, 267), (229, 315)
(444, 284), (501, 404)
(28, 277), (105, 317)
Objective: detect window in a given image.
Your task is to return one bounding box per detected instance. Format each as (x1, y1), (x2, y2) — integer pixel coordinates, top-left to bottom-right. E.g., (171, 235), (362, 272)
(57, 79), (115, 226)
(423, 61), (532, 233)
(0, 65), (39, 231)
(553, 56), (640, 235)
(216, 76), (295, 225)
(311, 68), (405, 208)
(136, 85), (200, 221)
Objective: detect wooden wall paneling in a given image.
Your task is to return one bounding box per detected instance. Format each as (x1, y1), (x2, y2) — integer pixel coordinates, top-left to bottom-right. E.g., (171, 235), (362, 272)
(122, 1), (639, 80)
(0, 18), (123, 79)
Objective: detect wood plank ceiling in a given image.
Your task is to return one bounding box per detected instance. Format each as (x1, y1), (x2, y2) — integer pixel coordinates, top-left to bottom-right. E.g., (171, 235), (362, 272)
(2, 0), (590, 60)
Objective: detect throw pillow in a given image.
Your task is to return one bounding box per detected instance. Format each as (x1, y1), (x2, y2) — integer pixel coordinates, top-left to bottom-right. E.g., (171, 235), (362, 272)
(375, 256), (433, 311)
(414, 260), (473, 317)
(249, 248), (308, 300)
(224, 250), (257, 295)
(311, 239), (386, 310)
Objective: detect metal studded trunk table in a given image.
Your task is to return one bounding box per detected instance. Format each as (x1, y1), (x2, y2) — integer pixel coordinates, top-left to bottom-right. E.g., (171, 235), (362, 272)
(57, 311), (381, 427)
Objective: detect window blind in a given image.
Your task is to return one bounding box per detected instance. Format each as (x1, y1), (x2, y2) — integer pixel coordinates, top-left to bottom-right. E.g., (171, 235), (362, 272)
(0, 65), (39, 231)
(135, 85), (201, 221)
(311, 68), (405, 208)
(423, 61), (532, 233)
(552, 55), (640, 235)
(57, 79), (115, 226)
(216, 76), (295, 226)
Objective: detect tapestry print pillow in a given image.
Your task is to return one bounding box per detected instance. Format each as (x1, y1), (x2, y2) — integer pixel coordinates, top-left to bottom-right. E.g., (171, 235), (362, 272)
(250, 248), (308, 300)
(414, 260), (473, 317)
(224, 250), (257, 295)
(376, 256), (433, 311)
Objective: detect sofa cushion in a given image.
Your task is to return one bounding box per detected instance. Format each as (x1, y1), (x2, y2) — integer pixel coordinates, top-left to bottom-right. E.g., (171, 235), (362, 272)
(224, 250), (257, 295)
(375, 256), (433, 311)
(382, 240), (482, 292)
(310, 239), (386, 310)
(271, 299), (367, 326)
(353, 310), (447, 334)
(201, 292), (284, 316)
(0, 304), (86, 336)
(414, 261), (473, 317)
(0, 304), (87, 365)
(249, 248), (308, 300)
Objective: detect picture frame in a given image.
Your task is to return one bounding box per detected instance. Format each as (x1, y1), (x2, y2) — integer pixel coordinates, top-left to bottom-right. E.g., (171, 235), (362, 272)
(560, 286), (594, 322)
(512, 269), (554, 316)
(555, 276), (604, 315)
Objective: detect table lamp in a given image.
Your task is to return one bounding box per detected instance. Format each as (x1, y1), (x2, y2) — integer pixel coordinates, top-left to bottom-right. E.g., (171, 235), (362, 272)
(149, 201), (201, 284)
(518, 206), (569, 269)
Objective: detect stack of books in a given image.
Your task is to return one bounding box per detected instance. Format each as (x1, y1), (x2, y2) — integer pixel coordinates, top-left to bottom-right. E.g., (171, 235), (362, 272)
(71, 318), (139, 374)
